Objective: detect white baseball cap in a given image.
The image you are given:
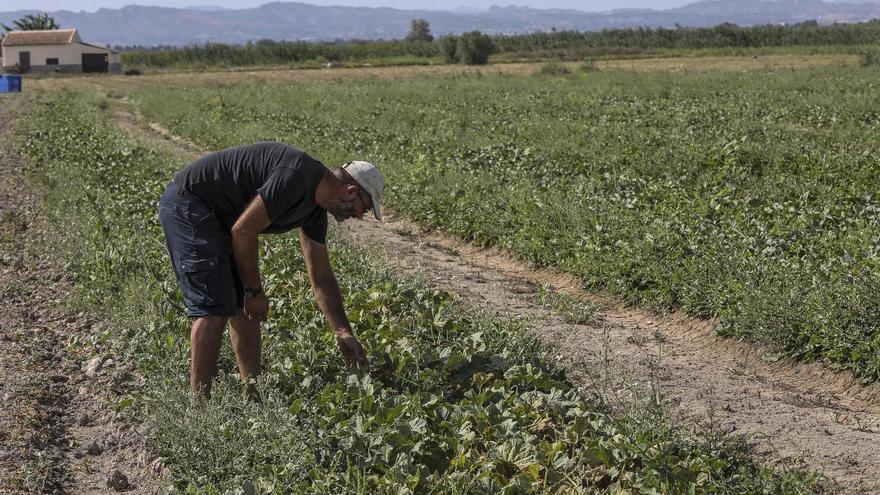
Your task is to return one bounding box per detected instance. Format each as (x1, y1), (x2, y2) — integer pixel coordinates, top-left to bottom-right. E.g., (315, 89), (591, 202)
(344, 160), (385, 221)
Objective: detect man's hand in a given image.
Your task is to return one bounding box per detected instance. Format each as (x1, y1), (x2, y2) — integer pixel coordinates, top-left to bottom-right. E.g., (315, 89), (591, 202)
(336, 330), (368, 369)
(232, 195), (271, 321)
(244, 292), (269, 321)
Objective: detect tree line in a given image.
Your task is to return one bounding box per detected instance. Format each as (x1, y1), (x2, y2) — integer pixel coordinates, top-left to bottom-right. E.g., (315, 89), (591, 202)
(4, 12), (879, 68)
(493, 20), (880, 52)
(121, 19), (880, 69)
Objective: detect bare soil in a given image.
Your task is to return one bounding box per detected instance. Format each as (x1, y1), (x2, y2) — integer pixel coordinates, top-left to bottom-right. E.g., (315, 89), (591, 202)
(0, 95), (165, 494)
(108, 91), (880, 492)
(25, 53), (860, 93)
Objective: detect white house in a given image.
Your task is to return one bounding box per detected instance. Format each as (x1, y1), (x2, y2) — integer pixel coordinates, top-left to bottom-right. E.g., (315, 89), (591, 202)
(1, 28), (121, 74)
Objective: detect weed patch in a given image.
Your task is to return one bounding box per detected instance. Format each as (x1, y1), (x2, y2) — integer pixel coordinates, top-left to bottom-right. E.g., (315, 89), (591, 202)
(534, 60), (570, 76)
(539, 285), (601, 326)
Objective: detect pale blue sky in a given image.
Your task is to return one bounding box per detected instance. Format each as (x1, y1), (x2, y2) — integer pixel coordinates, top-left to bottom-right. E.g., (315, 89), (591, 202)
(3, 1), (694, 13)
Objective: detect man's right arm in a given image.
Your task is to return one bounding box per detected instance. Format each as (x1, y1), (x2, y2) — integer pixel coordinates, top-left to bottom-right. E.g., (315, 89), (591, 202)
(231, 195), (272, 320)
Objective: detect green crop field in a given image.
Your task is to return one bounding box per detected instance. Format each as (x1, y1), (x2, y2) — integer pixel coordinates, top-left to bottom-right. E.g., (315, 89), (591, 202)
(132, 65), (880, 382)
(11, 78), (837, 491)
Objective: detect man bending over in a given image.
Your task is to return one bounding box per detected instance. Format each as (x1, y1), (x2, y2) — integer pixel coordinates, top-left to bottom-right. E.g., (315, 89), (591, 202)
(158, 141), (384, 398)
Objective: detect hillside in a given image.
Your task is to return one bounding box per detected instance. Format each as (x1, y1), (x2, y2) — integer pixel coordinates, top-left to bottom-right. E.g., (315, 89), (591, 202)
(1, 0), (880, 46)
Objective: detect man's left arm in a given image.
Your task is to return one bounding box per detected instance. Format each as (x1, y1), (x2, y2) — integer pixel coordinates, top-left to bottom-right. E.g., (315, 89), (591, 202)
(299, 230), (368, 367)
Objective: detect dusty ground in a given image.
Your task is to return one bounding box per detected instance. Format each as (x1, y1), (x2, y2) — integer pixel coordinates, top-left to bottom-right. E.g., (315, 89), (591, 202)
(0, 96), (165, 493)
(24, 53), (860, 93)
(107, 94), (880, 493)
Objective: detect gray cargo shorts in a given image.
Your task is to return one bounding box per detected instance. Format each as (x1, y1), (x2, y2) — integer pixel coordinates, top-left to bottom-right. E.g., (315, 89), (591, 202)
(158, 181), (243, 317)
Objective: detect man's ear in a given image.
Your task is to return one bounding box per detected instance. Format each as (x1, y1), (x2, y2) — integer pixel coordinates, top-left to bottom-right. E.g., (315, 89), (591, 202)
(344, 184), (359, 200)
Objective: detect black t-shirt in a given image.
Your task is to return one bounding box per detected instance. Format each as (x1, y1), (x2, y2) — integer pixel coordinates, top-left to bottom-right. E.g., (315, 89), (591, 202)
(173, 142), (328, 243)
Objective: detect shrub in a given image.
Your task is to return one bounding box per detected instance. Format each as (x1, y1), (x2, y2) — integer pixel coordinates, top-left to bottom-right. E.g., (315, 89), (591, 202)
(858, 46), (880, 66)
(123, 68), (143, 76)
(535, 60), (571, 75)
(405, 18), (433, 43)
(579, 59), (599, 72)
(438, 35), (458, 63)
(456, 31), (495, 65)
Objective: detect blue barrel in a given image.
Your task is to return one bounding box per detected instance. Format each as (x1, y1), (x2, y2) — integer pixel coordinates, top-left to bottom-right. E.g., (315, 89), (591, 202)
(0, 75), (22, 93)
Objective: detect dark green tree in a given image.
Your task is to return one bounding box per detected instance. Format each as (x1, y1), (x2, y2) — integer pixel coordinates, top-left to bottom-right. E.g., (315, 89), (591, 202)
(456, 31), (494, 65)
(438, 35), (458, 63)
(405, 18), (433, 43)
(2, 13), (60, 31)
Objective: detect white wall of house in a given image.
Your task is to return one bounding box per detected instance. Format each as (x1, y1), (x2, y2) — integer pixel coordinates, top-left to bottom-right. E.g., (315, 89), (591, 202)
(2, 43), (120, 67)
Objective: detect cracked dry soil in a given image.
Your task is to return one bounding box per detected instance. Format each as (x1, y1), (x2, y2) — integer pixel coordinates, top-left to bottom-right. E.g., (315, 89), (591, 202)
(0, 96), (165, 494)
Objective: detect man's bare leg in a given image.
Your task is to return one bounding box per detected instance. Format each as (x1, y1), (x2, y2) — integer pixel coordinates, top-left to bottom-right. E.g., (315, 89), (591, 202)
(190, 315), (228, 399)
(229, 312), (262, 398)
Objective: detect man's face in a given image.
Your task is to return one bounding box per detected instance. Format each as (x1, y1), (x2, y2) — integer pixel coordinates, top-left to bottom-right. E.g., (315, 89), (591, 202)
(326, 198), (358, 222)
(326, 187), (372, 222)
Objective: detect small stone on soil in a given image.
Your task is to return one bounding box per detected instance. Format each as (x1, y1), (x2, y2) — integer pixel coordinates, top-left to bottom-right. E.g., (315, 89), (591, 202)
(84, 356), (106, 377)
(86, 440), (103, 455)
(106, 470), (130, 491)
(150, 458), (165, 476)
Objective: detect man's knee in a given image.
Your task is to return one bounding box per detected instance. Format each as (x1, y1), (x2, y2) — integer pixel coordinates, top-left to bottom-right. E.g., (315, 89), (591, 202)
(230, 312), (261, 337)
(192, 315), (228, 334)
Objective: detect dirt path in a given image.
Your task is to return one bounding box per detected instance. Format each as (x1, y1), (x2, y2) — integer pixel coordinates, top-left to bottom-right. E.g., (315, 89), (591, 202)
(108, 100), (880, 492)
(0, 96), (165, 494)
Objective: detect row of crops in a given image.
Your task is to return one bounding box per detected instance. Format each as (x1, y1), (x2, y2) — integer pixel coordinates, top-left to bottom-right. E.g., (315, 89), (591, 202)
(133, 65), (880, 382)
(14, 92), (828, 491)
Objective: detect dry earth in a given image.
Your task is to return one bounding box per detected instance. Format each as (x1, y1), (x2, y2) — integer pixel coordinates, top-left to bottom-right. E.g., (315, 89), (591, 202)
(109, 96), (880, 493)
(0, 96), (166, 494)
(23, 53), (860, 93)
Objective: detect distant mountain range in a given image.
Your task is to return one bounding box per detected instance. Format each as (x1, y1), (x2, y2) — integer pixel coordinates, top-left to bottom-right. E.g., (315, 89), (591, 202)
(2, 0), (879, 47)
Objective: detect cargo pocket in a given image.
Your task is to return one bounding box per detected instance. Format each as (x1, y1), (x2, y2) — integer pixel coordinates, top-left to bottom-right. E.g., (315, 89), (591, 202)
(187, 205), (218, 225)
(180, 257), (220, 307)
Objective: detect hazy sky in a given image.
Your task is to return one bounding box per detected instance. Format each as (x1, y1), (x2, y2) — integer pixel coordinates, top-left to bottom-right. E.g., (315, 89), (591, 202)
(4, 1), (694, 13)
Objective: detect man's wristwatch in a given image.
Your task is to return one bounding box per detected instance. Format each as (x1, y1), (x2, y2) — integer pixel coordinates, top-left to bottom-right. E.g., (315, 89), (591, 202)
(243, 286), (263, 299)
